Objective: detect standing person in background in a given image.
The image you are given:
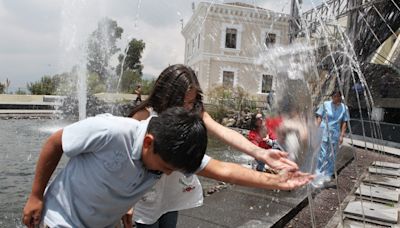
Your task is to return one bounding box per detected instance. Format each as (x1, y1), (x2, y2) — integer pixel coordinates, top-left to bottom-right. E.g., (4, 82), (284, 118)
(135, 84), (142, 105)
(125, 64), (306, 228)
(315, 89), (349, 185)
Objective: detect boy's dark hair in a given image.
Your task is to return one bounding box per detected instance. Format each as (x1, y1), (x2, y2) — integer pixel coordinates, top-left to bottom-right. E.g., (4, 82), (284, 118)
(129, 64), (204, 117)
(147, 107), (208, 173)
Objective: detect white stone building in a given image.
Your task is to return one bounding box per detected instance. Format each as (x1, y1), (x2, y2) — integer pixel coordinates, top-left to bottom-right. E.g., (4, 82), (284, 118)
(182, 2), (290, 101)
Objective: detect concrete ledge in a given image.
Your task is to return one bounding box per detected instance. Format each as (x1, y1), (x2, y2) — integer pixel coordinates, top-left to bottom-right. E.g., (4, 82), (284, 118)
(0, 94), (46, 102)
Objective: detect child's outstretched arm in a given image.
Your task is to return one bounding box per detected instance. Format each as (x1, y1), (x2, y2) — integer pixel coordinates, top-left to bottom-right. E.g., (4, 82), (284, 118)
(197, 158), (313, 191)
(202, 112), (298, 171)
(22, 129), (64, 228)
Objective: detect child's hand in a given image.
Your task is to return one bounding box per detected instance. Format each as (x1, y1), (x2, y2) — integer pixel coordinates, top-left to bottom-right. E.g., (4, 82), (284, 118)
(22, 195), (43, 228)
(257, 148), (299, 171)
(121, 208), (134, 228)
(262, 135), (270, 142)
(276, 170), (314, 190)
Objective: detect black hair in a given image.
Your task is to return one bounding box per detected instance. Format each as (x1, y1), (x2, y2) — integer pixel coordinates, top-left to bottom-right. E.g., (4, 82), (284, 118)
(331, 89), (342, 97)
(147, 107), (208, 173)
(248, 113), (264, 131)
(129, 64), (204, 117)
(249, 113), (258, 131)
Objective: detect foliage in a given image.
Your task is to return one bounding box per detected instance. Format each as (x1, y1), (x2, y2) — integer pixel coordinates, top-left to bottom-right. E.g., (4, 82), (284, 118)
(86, 19), (146, 94)
(115, 38), (146, 93)
(141, 78), (156, 95)
(207, 85), (254, 122)
(87, 17), (123, 81)
(116, 39), (145, 76)
(53, 72), (77, 95)
(117, 70), (141, 93)
(27, 18), (146, 97)
(206, 86), (234, 122)
(87, 72), (106, 94)
(26, 72), (78, 95)
(0, 82), (5, 94)
(27, 75), (57, 95)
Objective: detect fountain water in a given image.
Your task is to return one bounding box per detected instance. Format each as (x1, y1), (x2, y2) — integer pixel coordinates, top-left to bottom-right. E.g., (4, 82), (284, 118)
(1, 0), (399, 227)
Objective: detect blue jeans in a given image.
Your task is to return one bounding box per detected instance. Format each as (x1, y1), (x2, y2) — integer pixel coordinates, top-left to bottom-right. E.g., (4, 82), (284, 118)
(316, 140), (338, 177)
(255, 160), (265, 171)
(135, 211), (178, 228)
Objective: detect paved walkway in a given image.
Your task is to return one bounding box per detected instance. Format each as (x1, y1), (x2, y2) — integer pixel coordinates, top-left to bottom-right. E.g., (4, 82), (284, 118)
(177, 145), (355, 228)
(344, 137), (400, 156)
(326, 156), (400, 226)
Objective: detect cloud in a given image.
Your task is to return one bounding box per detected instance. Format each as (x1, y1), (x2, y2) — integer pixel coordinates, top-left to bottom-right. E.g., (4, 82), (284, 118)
(0, 0), (326, 92)
(131, 19), (185, 76)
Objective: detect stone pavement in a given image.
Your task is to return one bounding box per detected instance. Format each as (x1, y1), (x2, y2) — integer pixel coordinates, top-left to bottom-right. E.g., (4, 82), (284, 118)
(325, 144), (400, 227)
(177, 145), (355, 228)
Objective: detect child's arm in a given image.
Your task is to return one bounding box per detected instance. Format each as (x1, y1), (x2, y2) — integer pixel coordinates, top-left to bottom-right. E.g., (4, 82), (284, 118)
(197, 158), (313, 191)
(202, 112), (298, 171)
(22, 129), (64, 228)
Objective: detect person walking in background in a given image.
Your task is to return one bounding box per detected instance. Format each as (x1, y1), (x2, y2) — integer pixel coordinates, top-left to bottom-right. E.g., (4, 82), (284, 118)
(135, 84), (142, 105)
(314, 89), (350, 186)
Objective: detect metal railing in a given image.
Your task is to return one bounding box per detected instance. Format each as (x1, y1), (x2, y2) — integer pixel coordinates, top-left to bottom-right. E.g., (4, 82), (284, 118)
(349, 118), (400, 144)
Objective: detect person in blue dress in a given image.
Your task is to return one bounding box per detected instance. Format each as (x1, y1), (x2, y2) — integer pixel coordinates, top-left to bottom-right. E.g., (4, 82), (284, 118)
(315, 89), (350, 184)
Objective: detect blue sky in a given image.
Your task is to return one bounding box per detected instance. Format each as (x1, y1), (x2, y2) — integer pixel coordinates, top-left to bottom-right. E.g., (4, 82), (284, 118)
(0, 0), (320, 92)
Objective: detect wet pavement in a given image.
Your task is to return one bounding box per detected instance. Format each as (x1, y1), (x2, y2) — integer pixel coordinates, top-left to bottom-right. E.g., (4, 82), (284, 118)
(177, 145), (355, 228)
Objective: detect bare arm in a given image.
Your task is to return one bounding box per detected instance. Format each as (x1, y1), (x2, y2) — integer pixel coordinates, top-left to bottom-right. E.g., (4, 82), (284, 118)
(202, 112), (298, 171)
(339, 121), (347, 144)
(132, 109), (150, 120)
(197, 159), (313, 190)
(22, 130), (64, 228)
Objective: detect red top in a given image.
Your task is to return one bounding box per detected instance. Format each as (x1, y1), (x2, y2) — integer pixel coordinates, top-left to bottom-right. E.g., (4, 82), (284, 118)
(248, 130), (268, 149)
(265, 116), (283, 140)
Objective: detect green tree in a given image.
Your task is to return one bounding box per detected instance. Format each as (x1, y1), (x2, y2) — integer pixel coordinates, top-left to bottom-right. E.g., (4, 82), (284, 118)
(27, 75), (57, 95)
(0, 82), (5, 94)
(116, 38), (146, 93)
(116, 39), (145, 76)
(118, 70), (141, 93)
(87, 72), (106, 94)
(87, 17), (123, 81)
(207, 85), (253, 122)
(207, 86), (234, 122)
(52, 72), (76, 96)
(141, 78), (156, 95)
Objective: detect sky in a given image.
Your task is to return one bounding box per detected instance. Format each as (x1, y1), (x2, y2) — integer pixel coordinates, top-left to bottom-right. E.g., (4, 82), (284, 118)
(0, 0), (318, 92)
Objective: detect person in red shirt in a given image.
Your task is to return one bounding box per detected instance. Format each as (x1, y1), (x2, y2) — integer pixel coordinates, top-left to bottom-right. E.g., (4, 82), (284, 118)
(248, 113), (268, 171)
(265, 114), (283, 149)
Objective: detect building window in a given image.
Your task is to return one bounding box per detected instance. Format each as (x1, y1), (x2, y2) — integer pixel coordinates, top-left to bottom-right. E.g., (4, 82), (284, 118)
(225, 28), (237, 49)
(265, 33), (276, 47)
(261, 74), (273, 93)
(223, 71), (234, 88)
